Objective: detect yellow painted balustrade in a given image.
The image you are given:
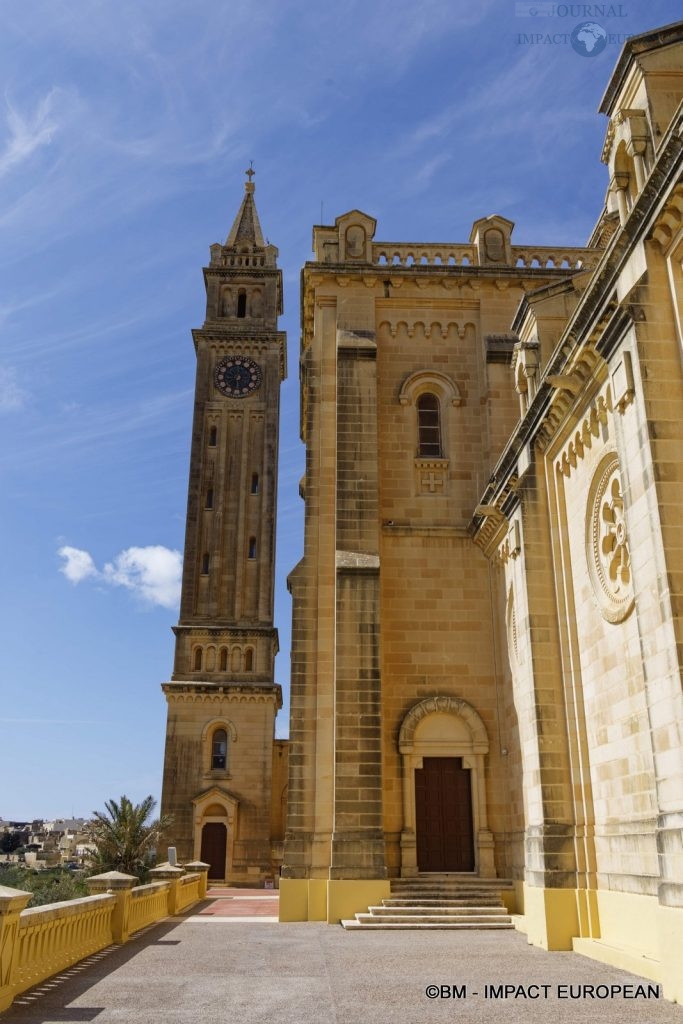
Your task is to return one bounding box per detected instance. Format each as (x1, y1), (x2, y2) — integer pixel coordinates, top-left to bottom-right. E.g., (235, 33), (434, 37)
(176, 874), (201, 913)
(0, 862), (210, 1014)
(15, 894), (116, 997)
(128, 882), (171, 935)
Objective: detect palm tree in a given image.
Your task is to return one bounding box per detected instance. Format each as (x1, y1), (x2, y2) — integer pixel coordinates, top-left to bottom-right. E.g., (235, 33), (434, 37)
(87, 795), (173, 879)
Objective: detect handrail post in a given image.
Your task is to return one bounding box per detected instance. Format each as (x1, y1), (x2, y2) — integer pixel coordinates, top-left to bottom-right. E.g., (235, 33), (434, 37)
(185, 861), (211, 899)
(0, 885), (32, 1013)
(85, 871), (138, 944)
(149, 864), (185, 915)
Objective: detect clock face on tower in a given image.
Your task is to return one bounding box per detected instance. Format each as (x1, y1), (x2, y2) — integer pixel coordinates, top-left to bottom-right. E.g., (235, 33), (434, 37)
(213, 356), (262, 398)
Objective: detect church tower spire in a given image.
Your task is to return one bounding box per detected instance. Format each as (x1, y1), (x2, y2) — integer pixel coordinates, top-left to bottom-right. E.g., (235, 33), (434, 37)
(160, 173), (287, 885)
(225, 166), (266, 248)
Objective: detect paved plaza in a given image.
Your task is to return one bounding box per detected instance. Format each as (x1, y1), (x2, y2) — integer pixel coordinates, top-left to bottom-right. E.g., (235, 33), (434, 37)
(3, 893), (682, 1024)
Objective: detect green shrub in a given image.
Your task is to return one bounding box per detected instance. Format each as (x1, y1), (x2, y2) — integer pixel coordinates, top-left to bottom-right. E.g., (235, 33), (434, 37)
(0, 867), (88, 907)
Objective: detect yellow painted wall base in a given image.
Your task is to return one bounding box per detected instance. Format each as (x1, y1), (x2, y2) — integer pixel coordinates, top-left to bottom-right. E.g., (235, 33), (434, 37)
(522, 884), (579, 950)
(278, 879), (327, 921)
(326, 879), (391, 923)
(499, 888), (517, 913)
(657, 905), (683, 1004)
(278, 878), (391, 923)
(595, 889), (658, 960)
(520, 885), (683, 1004)
(572, 939), (661, 985)
(571, 890), (683, 1001)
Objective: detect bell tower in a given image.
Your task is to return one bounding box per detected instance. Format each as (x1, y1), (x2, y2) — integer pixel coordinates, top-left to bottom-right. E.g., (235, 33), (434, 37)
(161, 171), (287, 885)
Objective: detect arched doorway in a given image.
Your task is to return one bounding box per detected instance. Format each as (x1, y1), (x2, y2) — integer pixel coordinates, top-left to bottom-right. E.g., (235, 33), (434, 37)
(415, 756), (474, 871)
(398, 696), (495, 877)
(192, 789), (238, 883)
(201, 821), (227, 879)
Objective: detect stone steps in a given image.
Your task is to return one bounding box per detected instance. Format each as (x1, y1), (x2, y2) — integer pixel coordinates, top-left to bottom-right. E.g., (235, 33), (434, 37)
(341, 919), (513, 930)
(385, 897), (501, 905)
(372, 904), (510, 916)
(341, 876), (515, 931)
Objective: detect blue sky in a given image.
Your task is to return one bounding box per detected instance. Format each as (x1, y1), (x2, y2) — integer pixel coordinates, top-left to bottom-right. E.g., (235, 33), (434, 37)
(2, 1), (680, 821)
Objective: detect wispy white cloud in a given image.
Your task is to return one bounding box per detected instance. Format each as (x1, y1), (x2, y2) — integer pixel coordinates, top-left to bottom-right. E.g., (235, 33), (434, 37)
(58, 545), (98, 584)
(58, 543), (182, 609)
(0, 90), (59, 178)
(0, 366), (29, 412)
(102, 546), (182, 609)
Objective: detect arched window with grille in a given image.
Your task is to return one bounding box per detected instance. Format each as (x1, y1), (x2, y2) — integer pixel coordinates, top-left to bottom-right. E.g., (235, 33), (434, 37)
(417, 393), (442, 457)
(211, 728), (228, 771)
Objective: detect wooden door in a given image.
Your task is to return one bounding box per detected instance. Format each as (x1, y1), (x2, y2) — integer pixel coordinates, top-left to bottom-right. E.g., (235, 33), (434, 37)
(415, 757), (474, 872)
(200, 822), (227, 879)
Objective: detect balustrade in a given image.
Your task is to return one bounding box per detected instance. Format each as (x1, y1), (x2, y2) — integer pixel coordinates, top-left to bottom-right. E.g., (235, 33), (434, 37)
(0, 862), (210, 1013)
(370, 242), (598, 270)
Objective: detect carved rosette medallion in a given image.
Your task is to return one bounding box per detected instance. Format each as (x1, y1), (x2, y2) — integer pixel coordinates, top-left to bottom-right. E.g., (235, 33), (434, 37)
(586, 454), (634, 623)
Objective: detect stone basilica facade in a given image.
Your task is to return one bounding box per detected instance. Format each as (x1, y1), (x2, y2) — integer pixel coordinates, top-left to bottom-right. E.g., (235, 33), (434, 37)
(278, 22), (683, 1002)
(161, 22), (683, 1002)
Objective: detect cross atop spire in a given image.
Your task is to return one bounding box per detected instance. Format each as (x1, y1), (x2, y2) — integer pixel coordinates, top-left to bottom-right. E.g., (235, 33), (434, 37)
(225, 170), (265, 248)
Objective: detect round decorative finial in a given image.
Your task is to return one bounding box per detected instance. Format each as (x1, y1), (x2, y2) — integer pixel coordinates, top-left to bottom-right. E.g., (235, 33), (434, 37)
(245, 162), (255, 192)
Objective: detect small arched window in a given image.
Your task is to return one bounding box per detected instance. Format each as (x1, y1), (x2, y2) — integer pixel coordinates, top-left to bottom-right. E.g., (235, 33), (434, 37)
(201, 553), (210, 575)
(205, 488), (214, 509)
(211, 729), (227, 770)
(244, 648), (254, 672)
(417, 393), (442, 457)
(219, 647), (228, 671)
(248, 537), (257, 559)
(237, 290), (247, 318)
(251, 473), (259, 495)
(193, 647), (203, 671)
(209, 426), (217, 447)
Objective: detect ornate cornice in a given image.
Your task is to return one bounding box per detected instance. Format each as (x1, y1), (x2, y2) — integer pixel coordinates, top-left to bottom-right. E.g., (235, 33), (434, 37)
(649, 184), (683, 254)
(173, 625), (278, 641)
(471, 112), (682, 552)
(162, 682), (282, 707)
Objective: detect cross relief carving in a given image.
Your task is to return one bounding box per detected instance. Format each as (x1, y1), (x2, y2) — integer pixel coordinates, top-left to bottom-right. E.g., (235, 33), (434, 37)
(415, 458), (448, 495)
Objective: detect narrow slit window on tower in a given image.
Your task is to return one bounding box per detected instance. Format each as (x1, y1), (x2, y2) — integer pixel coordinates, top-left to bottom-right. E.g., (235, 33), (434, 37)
(205, 488), (214, 509)
(201, 552), (210, 575)
(417, 392), (442, 458)
(248, 537), (257, 559)
(193, 647), (203, 671)
(219, 647), (228, 671)
(211, 728), (227, 771)
(209, 426), (217, 447)
(237, 289), (247, 318)
(251, 473), (259, 495)
(244, 648), (254, 672)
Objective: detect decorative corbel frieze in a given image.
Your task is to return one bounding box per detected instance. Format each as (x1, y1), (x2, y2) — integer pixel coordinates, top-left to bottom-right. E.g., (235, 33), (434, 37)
(546, 373), (583, 396)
